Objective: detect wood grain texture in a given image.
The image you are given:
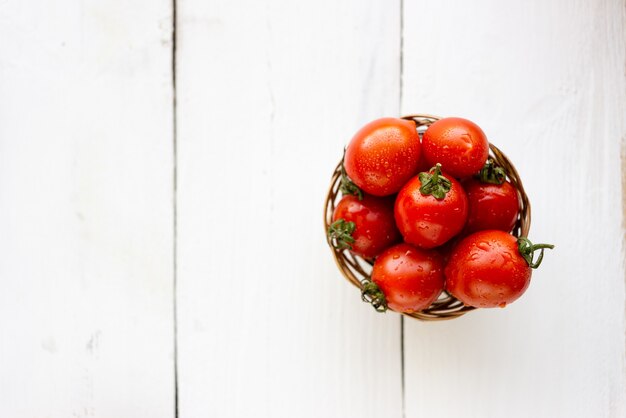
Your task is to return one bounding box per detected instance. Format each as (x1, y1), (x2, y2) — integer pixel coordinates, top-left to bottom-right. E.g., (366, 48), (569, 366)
(175, 1), (403, 417)
(401, 1), (626, 417)
(0, 1), (175, 416)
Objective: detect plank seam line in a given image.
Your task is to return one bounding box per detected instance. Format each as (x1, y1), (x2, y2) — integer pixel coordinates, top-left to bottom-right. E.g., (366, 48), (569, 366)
(400, 316), (406, 418)
(171, 0), (179, 416)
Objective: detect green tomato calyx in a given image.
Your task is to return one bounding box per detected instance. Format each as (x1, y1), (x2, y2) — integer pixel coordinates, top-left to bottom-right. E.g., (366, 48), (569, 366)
(361, 278), (388, 313)
(517, 237), (554, 269)
(328, 219), (356, 251)
(478, 158), (507, 185)
(419, 163), (452, 200)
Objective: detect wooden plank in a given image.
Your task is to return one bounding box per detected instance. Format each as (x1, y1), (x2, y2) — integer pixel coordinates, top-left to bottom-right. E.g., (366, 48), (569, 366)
(176, 1), (403, 417)
(402, 0), (626, 417)
(0, 1), (175, 416)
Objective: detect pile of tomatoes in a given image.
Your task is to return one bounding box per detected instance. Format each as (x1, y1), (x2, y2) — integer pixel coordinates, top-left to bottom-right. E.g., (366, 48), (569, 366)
(328, 117), (553, 314)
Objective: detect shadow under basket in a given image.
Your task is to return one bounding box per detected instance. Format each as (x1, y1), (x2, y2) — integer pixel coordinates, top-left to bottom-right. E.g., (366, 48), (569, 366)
(324, 114), (531, 321)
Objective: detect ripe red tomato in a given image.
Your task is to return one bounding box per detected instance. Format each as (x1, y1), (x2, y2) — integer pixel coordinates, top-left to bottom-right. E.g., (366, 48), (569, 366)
(463, 178), (519, 234)
(329, 194), (400, 258)
(394, 164), (468, 249)
(369, 243), (444, 313)
(422, 117), (489, 178)
(344, 118), (421, 196)
(445, 230), (553, 308)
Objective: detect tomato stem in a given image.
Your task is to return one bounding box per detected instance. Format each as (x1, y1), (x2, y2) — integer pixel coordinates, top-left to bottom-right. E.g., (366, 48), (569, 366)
(478, 158), (507, 184)
(419, 163), (452, 200)
(517, 237), (555, 269)
(327, 219), (356, 251)
(340, 150), (363, 200)
(361, 278), (388, 312)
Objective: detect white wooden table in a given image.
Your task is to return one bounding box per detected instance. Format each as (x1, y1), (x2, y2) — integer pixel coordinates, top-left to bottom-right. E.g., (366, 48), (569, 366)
(1, 1), (624, 417)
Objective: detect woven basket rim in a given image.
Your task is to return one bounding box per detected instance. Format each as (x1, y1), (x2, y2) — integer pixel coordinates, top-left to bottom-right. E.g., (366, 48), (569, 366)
(324, 114), (532, 321)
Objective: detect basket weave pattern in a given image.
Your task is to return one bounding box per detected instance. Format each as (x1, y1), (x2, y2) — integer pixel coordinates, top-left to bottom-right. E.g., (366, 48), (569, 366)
(324, 114), (531, 321)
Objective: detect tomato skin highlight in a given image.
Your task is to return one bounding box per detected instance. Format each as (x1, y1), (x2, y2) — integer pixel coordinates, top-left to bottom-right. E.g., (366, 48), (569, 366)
(394, 172), (468, 249)
(371, 243), (444, 313)
(344, 118), (421, 196)
(332, 194), (400, 259)
(463, 178), (520, 234)
(444, 230), (531, 308)
(422, 117), (489, 178)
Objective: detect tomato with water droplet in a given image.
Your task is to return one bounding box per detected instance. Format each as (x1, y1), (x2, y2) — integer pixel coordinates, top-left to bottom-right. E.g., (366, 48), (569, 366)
(462, 178), (519, 234)
(331, 194), (400, 258)
(371, 243), (444, 313)
(394, 168), (468, 249)
(422, 117), (489, 178)
(344, 118), (421, 196)
(445, 230), (532, 308)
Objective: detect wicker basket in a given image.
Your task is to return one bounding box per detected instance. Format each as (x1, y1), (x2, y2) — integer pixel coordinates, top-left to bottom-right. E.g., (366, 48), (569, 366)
(324, 114), (531, 321)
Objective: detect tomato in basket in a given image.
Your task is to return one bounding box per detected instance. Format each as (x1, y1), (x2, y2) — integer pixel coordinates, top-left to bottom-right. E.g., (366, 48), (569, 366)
(364, 243), (444, 313)
(344, 117), (421, 196)
(422, 117), (489, 178)
(463, 159), (520, 234)
(328, 194), (400, 259)
(444, 230), (553, 308)
(394, 164), (468, 249)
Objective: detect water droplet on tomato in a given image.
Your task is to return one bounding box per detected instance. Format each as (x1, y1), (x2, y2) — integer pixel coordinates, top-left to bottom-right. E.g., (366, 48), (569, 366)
(501, 252), (514, 263)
